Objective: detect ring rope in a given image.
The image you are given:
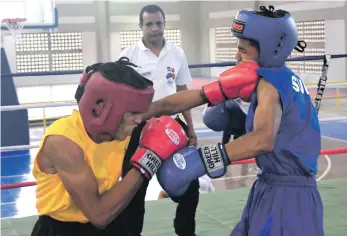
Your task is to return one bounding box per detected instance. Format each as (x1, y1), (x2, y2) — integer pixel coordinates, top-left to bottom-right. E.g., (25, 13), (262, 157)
(15, 80), (346, 106)
(1, 147), (347, 190)
(1, 54), (346, 77)
(0, 101), (76, 112)
(1, 81), (345, 112)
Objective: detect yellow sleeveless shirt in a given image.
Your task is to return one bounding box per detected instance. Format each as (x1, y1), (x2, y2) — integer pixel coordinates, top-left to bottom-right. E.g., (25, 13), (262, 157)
(32, 110), (131, 223)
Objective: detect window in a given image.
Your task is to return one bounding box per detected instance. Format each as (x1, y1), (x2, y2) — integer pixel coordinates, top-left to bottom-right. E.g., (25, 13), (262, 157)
(287, 20), (326, 74)
(51, 33), (83, 71)
(120, 29), (181, 50)
(16, 32), (83, 72)
(214, 27), (237, 62)
(120, 30), (143, 50)
(16, 33), (50, 72)
(164, 29), (181, 47)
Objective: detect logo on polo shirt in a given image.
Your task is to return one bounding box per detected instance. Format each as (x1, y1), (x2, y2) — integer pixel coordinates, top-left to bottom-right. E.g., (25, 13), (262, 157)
(166, 67), (176, 84)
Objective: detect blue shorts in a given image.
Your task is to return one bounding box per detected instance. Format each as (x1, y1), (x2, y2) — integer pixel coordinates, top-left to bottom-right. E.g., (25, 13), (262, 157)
(230, 174), (324, 236)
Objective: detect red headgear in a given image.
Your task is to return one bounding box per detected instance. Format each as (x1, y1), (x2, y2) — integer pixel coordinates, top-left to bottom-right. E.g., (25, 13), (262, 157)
(75, 59), (154, 143)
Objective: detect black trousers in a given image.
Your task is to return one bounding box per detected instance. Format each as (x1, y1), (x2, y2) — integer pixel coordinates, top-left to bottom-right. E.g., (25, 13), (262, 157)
(31, 214), (135, 236)
(31, 117), (200, 236)
(170, 116), (200, 236)
(171, 179), (199, 236)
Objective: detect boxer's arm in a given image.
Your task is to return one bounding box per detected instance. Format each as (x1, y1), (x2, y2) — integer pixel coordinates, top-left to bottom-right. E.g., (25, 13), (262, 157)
(43, 135), (144, 229)
(141, 62), (259, 122)
(177, 85), (197, 145)
(224, 78), (282, 162)
(142, 89), (205, 121)
(176, 85), (195, 131)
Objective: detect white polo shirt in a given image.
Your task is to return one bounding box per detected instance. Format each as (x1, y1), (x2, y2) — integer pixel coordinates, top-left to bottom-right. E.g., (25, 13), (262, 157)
(118, 39), (192, 102)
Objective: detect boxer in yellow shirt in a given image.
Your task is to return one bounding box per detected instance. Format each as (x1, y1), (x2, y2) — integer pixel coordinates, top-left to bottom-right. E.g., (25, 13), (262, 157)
(30, 57), (188, 236)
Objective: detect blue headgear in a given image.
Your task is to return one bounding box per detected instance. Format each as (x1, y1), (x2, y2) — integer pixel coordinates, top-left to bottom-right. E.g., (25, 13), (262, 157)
(231, 6), (299, 68)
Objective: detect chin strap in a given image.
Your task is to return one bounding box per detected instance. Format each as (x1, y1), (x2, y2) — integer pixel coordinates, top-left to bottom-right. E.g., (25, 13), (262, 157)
(294, 40), (307, 53)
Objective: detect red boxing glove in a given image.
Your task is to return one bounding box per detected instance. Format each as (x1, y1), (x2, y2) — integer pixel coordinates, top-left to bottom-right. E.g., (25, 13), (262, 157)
(201, 61), (260, 105)
(131, 116), (188, 179)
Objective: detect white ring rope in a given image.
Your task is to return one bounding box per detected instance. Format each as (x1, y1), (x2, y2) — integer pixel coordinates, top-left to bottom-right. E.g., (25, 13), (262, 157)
(0, 101), (76, 111)
(0, 81), (346, 112)
(1, 144), (39, 151)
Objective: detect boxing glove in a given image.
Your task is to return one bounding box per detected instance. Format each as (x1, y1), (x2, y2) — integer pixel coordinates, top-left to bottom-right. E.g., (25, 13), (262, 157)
(224, 100), (247, 130)
(131, 116), (188, 179)
(201, 61), (260, 105)
(202, 103), (230, 131)
(203, 99), (247, 132)
(224, 99), (243, 111)
(157, 144), (230, 197)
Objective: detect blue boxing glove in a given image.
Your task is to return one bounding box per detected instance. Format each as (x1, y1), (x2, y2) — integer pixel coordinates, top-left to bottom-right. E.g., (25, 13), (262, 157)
(202, 103), (230, 131)
(157, 144), (230, 198)
(203, 99), (245, 132)
(224, 99), (243, 111)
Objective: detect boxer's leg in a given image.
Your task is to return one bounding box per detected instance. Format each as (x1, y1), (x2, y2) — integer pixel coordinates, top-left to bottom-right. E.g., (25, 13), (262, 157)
(169, 115), (200, 235)
(236, 175), (324, 236)
(171, 179), (200, 236)
(229, 180), (258, 236)
(30, 215), (98, 236)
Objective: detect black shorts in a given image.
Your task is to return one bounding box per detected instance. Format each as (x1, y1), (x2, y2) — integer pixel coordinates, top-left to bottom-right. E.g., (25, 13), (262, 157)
(30, 179), (198, 236)
(31, 180), (148, 236)
(31, 215), (125, 236)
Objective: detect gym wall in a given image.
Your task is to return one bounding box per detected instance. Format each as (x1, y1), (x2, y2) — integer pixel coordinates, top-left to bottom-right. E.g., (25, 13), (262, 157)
(1, 0), (346, 106)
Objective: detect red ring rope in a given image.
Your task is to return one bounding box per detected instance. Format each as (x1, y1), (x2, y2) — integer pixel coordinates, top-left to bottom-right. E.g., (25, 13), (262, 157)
(1, 181), (37, 190)
(1, 147), (347, 190)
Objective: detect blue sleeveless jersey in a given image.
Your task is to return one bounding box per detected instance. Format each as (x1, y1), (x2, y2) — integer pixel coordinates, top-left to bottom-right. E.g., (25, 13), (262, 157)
(246, 66), (321, 176)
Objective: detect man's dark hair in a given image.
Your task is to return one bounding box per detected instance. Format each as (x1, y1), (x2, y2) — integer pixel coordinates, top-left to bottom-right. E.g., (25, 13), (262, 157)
(139, 4), (166, 25)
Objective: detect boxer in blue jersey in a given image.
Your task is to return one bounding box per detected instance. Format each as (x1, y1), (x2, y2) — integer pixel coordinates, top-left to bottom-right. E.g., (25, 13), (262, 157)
(142, 5), (324, 236)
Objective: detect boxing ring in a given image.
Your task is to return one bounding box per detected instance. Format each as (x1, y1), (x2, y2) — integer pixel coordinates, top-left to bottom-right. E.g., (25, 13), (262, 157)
(1, 54), (347, 235)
